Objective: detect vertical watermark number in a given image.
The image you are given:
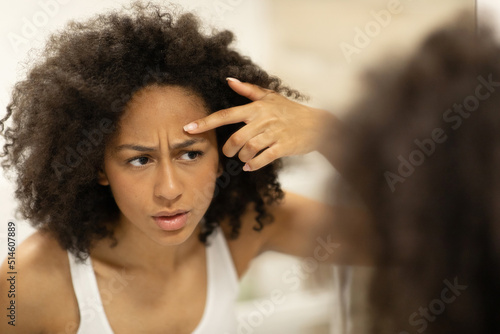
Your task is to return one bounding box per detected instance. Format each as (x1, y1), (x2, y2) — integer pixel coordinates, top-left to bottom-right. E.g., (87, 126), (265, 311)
(6, 221), (17, 326)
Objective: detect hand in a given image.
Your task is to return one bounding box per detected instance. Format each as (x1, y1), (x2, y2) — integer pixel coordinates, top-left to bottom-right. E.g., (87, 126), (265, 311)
(183, 78), (335, 171)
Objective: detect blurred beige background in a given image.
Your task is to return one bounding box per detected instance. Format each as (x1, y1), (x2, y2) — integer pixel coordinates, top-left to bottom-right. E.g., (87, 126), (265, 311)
(0, 0), (475, 333)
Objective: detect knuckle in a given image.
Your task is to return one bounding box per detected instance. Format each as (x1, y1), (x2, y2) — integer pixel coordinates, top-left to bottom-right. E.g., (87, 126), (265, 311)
(265, 147), (278, 161)
(252, 101), (264, 111)
(218, 109), (231, 119)
(198, 118), (208, 128)
(267, 116), (279, 124)
(246, 139), (259, 153)
(238, 150), (248, 162)
(229, 133), (244, 146)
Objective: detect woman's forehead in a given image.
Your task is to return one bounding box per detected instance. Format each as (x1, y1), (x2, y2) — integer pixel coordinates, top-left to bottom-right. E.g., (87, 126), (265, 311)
(120, 86), (206, 124)
(111, 85), (214, 147)
(126, 85), (207, 113)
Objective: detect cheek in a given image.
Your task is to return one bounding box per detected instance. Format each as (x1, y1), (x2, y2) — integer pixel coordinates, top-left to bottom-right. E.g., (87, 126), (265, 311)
(106, 171), (148, 212)
(188, 160), (220, 210)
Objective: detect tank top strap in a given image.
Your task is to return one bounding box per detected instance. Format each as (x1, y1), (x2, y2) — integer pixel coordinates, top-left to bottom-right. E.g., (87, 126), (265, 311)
(67, 251), (114, 334)
(192, 227), (240, 333)
(209, 227), (239, 292)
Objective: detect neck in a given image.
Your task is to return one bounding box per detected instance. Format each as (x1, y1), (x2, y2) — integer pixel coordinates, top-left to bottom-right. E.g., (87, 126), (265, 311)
(92, 215), (203, 275)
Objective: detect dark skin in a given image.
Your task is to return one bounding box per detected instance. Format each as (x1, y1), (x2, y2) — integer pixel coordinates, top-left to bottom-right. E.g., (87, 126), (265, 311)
(0, 81), (371, 334)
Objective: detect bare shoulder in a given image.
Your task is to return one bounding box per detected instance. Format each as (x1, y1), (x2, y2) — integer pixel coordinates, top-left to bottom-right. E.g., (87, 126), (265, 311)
(0, 230), (79, 333)
(220, 191), (333, 277)
(220, 193), (300, 277)
(226, 191), (338, 261)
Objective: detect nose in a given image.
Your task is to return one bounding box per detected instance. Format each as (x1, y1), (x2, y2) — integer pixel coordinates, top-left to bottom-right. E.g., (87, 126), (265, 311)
(153, 161), (183, 201)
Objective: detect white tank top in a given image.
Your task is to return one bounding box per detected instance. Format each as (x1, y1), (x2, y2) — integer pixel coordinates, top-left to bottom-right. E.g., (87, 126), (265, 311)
(67, 227), (239, 334)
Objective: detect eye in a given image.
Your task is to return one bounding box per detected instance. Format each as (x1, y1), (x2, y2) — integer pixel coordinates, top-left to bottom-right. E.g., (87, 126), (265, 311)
(128, 156), (150, 167)
(180, 150), (204, 161)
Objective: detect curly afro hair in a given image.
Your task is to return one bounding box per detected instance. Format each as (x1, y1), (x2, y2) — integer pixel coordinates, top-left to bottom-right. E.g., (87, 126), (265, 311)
(340, 12), (500, 334)
(0, 1), (302, 260)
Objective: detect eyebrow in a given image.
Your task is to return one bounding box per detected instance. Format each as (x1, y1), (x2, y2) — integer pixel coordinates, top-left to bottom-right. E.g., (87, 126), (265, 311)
(114, 138), (207, 152)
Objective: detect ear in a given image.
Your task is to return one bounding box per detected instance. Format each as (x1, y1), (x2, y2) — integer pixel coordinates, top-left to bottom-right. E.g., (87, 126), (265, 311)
(97, 169), (109, 186)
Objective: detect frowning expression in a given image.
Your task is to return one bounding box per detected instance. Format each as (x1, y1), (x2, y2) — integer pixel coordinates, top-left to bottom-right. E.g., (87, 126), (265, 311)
(99, 85), (220, 245)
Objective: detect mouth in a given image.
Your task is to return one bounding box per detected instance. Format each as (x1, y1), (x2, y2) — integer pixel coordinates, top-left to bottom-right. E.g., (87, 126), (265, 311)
(152, 211), (189, 231)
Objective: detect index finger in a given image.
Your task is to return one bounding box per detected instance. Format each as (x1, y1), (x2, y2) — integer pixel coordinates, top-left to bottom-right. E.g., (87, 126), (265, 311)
(183, 78), (272, 134)
(183, 105), (248, 133)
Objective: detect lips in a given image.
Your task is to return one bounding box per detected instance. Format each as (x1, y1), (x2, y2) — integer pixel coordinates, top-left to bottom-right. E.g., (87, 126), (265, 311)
(152, 211), (189, 231)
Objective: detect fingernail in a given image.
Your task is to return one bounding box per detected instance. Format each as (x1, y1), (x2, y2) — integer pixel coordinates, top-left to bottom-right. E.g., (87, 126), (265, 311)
(226, 77), (241, 83)
(243, 163), (251, 172)
(183, 122), (198, 132)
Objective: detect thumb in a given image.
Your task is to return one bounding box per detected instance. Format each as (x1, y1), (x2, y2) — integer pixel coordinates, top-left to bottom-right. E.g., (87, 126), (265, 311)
(226, 77), (273, 101)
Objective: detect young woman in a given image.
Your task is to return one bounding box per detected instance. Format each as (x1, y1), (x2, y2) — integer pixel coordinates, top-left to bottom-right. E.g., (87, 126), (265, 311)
(0, 2), (350, 333)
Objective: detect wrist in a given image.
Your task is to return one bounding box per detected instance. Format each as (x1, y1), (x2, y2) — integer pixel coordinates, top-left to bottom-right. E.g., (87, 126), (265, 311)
(315, 109), (344, 168)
